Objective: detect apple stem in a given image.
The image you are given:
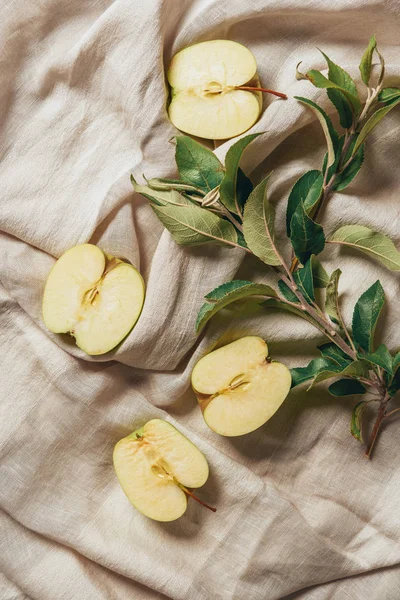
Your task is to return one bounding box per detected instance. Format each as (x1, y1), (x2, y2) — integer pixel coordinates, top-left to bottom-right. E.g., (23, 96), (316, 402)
(179, 484), (217, 513)
(235, 86), (287, 99)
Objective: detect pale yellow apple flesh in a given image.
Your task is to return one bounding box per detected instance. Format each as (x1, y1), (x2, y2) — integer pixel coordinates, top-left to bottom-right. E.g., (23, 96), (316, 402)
(42, 244), (145, 355)
(191, 336), (292, 436)
(113, 419), (212, 522)
(167, 40), (262, 139)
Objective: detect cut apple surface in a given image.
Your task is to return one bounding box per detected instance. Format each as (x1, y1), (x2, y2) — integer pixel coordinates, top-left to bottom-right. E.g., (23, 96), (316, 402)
(192, 336), (291, 436)
(113, 419), (213, 522)
(42, 244), (145, 355)
(167, 40), (262, 140)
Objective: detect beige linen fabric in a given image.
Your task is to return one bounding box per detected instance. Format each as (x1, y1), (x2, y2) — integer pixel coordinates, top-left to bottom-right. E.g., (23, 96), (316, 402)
(1, 0), (400, 598)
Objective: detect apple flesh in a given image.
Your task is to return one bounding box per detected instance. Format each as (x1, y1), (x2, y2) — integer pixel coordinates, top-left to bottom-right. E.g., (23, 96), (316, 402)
(167, 40), (286, 140)
(113, 419), (214, 521)
(191, 336), (291, 436)
(42, 244), (145, 355)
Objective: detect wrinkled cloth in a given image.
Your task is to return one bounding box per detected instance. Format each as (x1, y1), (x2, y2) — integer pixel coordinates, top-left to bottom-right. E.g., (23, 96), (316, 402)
(1, 0), (400, 598)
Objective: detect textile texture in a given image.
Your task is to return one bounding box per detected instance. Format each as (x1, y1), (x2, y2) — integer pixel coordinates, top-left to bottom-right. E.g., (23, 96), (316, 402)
(1, 0), (400, 598)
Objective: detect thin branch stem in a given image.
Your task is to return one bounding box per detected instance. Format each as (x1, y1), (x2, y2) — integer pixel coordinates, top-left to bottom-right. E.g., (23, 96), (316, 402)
(385, 407), (400, 419)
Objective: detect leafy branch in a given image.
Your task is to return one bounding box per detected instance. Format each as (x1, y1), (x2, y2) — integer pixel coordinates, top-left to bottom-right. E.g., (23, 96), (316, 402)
(132, 36), (400, 459)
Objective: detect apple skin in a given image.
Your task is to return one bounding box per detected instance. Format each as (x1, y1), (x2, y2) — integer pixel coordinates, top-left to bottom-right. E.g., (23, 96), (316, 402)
(167, 40), (263, 140)
(113, 419), (210, 522)
(42, 244), (145, 356)
(191, 336), (292, 436)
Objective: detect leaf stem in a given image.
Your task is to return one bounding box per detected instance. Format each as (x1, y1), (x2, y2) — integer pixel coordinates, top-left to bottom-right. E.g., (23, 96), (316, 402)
(234, 86), (288, 99)
(365, 400), (387, 459)
(178, 483), (217, 513)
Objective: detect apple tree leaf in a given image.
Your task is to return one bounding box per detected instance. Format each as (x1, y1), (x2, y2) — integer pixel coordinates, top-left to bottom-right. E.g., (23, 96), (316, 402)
(286, 170), (323, 236)
(131, 176), (193, 206)
(278, 280), (300, 303)
(359, 35), (376, 85)
(144, 177), (204, 195)
(327, 89), (353, 129)
(219, 133), (261, 215)
(325, 268), (342, 325)
(175, 136), (224, 193)
(290, 201), (325, 264)
(329, 225), (400, 271)
(295, 97), (339, 167)
(151, 199), (239, 248)
(311, 255), (329, 288)
(352, 280), (385, 352)
(290, 357), (334, 388)
(310, 359), (369, 388)
(362, 344), (393, 375)
(305, 70), (361, 113)
(243, 174), (282, 266)
(333, 145), (365, 191)
(317, 342), (352, 369)
(294, 258), (315, 303)
(378, 87), (400, 105)
(388, 352), (400, 397)
(351, 401), (368, 443)
(351, 97), (400, 157)
(329, 379), (367, 396)
(263, 298), (317, 326)
(196, 280), (277, 332)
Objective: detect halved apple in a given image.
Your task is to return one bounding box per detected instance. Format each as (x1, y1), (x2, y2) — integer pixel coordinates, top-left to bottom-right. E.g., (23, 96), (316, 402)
(113, 419), (214, 521)
(191, 336), (291, 436)
(167, 40), (263, 140)
(42, 244), (145, 355)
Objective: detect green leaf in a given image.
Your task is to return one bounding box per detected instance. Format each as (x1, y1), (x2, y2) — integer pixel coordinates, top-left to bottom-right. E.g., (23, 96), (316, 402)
(131, 176), (188, 206)
(378, 87), (400, 105)
(351, 401), (368, 442)
(219, 134), (261, 215)
(322, 135), (345, 183)
(290, 357), (334, 388)
(151, 199), (239, 248)
(359, 35), (376, 85)
(290, 202), (325, 264)
(145, 177), (204, 195)
(325, 268), (342, 325)
(329, 225), (400, 271)
(327, 89), (353, 129)
(286, 170), (323, 236)
(362, 344), (393, 374)
(294, 259), (315, 303)
(242, 174), (282, 266)
(278, 280), (300, 303)
(295, 97), (339, 167)
(311, 255), (329, 288)
(175, 136), (224, 193)
(263, 298), (316, 326)
(305, 70), (361, 112)
(196, 280), (277, 332)
(317, 342), (352, 368)
(351, 97), (400, 157)
(333, 145), (365, 191)
(319, 50), (360, 122)
(311, 359), (368, 388)
(388, 352), (400, 396)
(320, 50), (358, 96)
(329, 379), (366, 396)
(352, 281), (385, 352)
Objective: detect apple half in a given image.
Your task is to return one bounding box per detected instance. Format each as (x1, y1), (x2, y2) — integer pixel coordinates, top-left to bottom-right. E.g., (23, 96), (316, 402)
(192, 336), (291, 436)
(167, 40), (263, 140)
(42, 244), (145, 355)
(113, 419), (215, 521)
